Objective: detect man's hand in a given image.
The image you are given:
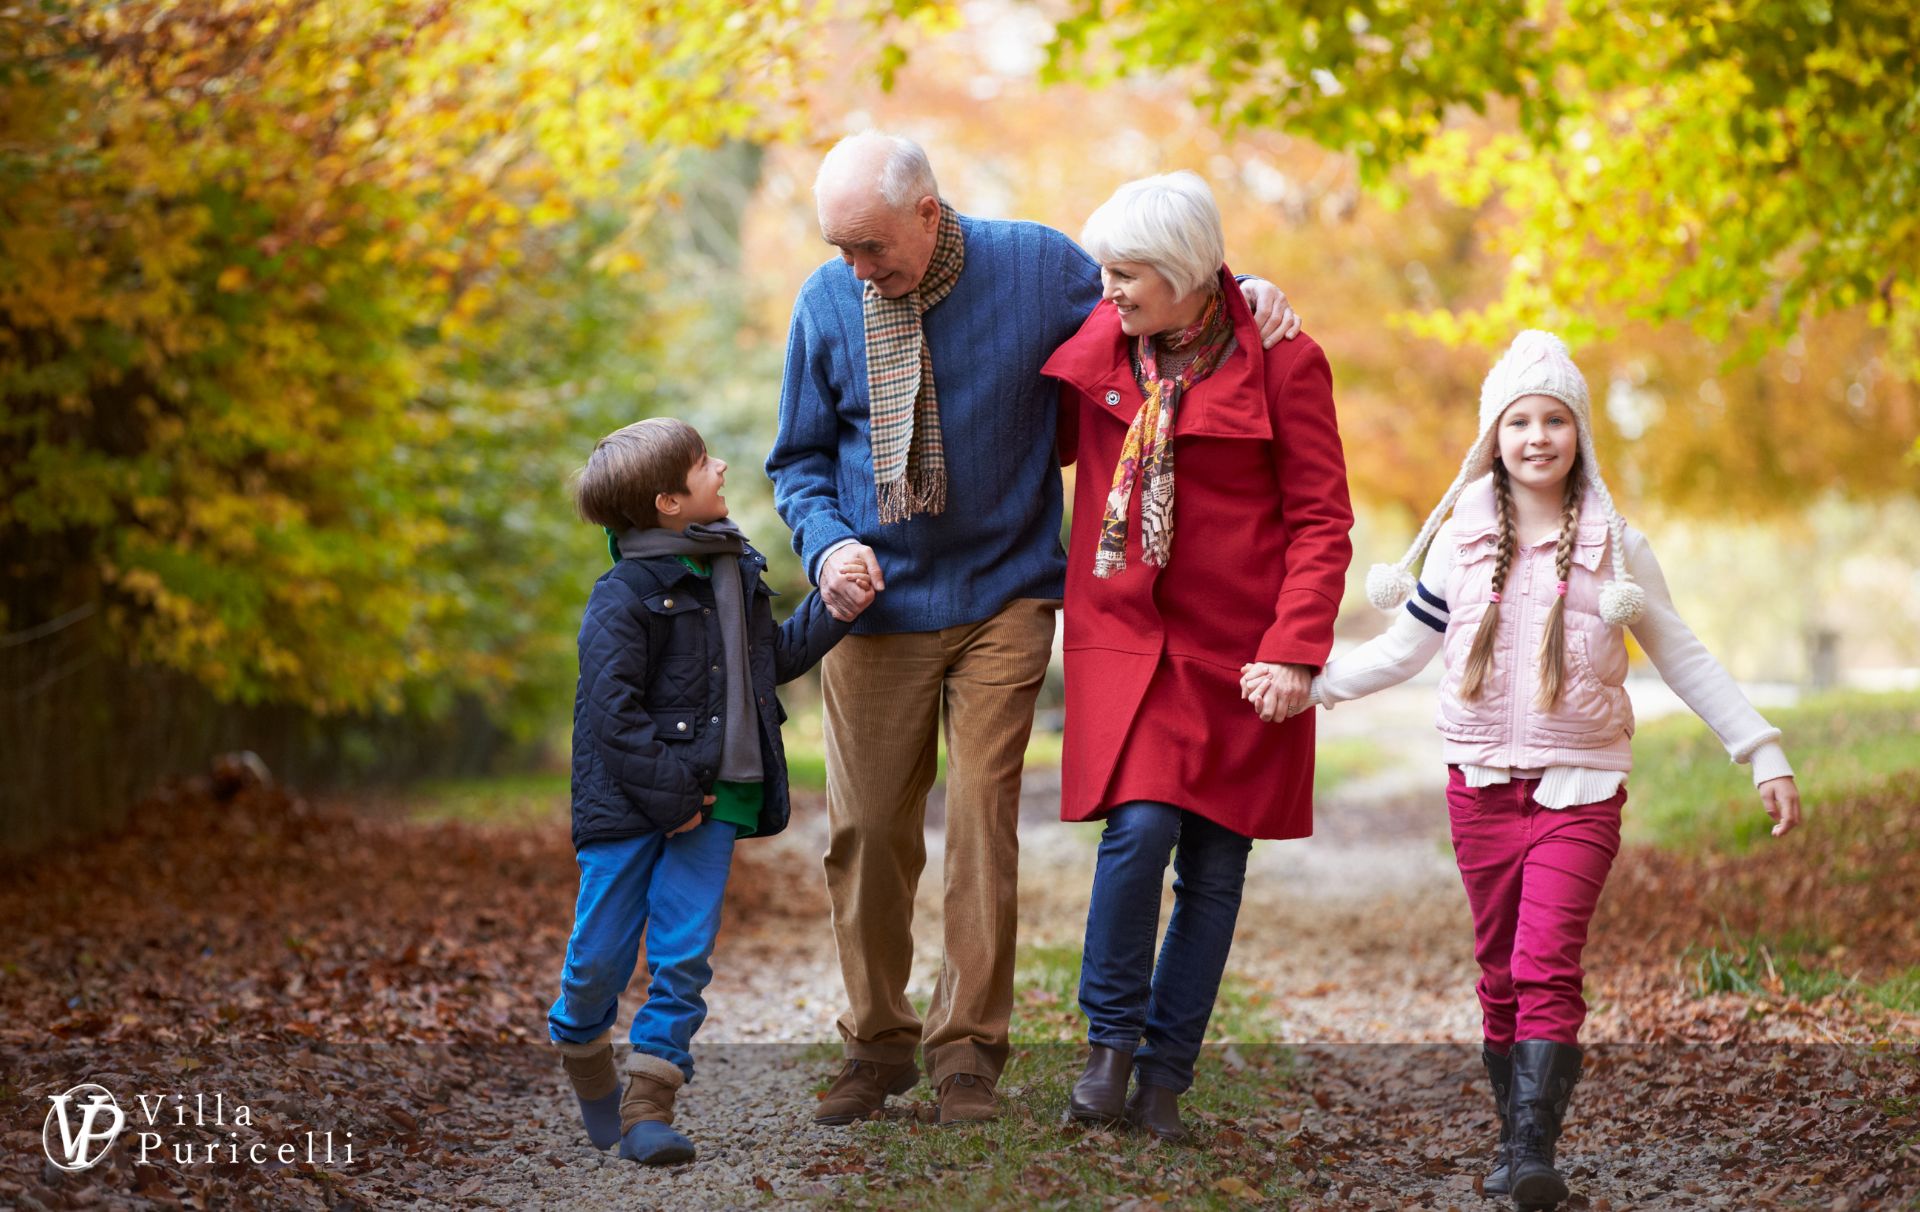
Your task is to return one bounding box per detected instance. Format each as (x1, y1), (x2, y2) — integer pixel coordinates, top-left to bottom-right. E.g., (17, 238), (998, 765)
(1758, 776), (1803, 838)
(822, 543), (884, 622)
(1240, 661), (1313, 722)
(1238, 279), (1303, 349)
(668, 796), (716, 837)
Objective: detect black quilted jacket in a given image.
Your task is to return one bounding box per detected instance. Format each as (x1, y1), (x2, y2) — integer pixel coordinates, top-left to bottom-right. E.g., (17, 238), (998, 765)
(569, 544), (849, 848)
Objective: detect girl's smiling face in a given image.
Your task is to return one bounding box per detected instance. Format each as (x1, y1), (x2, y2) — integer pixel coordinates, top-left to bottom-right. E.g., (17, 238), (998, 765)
(1497, 394), (1578, 493)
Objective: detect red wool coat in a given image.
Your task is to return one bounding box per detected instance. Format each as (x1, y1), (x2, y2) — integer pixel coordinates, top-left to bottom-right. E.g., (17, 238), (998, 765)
(1040, 268), (1354, 840)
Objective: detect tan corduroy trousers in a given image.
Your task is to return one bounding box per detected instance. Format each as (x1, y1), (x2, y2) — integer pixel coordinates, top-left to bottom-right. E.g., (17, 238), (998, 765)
(820, 596), (1057, 1086)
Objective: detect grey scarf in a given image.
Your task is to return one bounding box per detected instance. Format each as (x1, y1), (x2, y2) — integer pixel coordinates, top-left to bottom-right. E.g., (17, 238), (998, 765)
(617, 520), (762, 786)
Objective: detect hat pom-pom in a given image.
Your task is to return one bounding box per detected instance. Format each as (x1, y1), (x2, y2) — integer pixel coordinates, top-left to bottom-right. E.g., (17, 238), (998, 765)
(1366, 563), (1415, 612)
(1598, 578), (1647, 626)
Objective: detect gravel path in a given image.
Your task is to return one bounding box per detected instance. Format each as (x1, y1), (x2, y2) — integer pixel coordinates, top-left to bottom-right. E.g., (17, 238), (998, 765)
(445, 682), (1913, 1209)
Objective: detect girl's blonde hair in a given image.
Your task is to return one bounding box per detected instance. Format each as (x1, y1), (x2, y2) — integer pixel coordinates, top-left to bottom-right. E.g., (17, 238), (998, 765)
(1457, 458), (1584, 709)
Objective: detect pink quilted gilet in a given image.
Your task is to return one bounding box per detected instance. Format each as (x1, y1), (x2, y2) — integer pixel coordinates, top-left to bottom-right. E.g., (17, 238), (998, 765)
(1436, 477), (1635, 772)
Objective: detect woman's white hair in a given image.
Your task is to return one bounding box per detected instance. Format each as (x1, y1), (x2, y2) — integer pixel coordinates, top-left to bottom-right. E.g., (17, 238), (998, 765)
(1080, 171), (1225, 299)
(814, 131), (940, 211)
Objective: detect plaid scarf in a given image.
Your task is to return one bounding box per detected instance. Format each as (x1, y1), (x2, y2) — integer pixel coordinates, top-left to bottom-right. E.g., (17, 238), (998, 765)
(863, 201), (964, 524)
(1094, 288), (1236, 578)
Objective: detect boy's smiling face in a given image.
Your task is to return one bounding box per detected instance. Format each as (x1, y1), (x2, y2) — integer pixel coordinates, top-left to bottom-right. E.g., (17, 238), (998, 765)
(658, 451), (728, 529)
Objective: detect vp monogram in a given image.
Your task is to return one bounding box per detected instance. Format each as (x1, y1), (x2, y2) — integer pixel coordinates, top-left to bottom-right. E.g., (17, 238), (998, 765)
(44, 1083), (127, 1171)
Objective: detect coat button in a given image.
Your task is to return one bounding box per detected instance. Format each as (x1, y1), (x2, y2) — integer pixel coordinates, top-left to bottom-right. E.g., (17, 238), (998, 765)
(703, 607), (711, 615)
(1103, 390), (1120, 406)
(710, 714), (720, 724)
(663, 598), (674, 608)
(675, 721), (687, 732)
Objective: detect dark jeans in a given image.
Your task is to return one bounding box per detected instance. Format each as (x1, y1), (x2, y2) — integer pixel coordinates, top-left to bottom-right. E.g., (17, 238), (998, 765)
(1078, 800), (1254, 1093)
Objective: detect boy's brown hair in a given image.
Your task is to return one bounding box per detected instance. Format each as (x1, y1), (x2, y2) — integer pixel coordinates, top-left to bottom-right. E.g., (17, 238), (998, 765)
(573, 418), (706, 532)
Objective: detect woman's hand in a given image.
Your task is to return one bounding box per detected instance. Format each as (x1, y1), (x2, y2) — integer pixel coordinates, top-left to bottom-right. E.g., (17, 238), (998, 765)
(1758, 776), (1802, 838)
(1240, 661), (1312, 722)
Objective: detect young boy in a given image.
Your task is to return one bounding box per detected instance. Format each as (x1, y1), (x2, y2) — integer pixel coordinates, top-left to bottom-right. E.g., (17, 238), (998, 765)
(550, 417), (872, 1165)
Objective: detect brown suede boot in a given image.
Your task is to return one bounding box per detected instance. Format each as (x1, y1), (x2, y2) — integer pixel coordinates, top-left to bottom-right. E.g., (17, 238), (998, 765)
(619, 1052), (685, 1133)
(554, 1032), (622, 1149)
(936, 1072), (998, 1125)
(814, 1058), (921, 1125)
(616, 1052), (696, 1166)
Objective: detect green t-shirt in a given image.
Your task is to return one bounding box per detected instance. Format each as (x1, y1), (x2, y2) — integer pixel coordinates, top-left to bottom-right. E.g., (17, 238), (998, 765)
(657, 549), (762, 835)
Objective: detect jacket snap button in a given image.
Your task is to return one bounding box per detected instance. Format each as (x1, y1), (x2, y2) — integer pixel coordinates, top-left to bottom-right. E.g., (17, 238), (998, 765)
(675, 721), (687, 732)
(1103, 390), (1120, 406)
(703, 607), (711, 615)
(709, 715), (720, 724)
(663, 598), (674, 608)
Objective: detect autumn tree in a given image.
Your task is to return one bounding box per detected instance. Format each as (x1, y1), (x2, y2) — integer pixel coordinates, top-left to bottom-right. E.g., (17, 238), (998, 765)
(1, 0), (819, 713)
(1033, 0), (1920, 367)
(0, 0), (824, 840)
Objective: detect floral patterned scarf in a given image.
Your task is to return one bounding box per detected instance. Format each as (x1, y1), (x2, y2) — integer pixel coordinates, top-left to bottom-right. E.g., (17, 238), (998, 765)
(1094, 288), (1236, 578)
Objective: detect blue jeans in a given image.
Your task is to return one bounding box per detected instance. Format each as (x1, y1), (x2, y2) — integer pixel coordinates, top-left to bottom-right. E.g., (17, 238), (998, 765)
(1078, 801), (1254, 1093)
(547, 819), (736, 1081)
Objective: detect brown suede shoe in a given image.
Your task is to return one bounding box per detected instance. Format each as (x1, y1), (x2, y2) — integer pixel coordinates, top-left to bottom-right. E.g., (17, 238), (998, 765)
(814, 1058), (921, 1125)
(935, 1072), (998, 1125)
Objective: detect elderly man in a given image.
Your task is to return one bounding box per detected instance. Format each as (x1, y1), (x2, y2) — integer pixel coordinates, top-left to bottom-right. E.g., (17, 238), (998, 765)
(768, 131), (1299, 1125)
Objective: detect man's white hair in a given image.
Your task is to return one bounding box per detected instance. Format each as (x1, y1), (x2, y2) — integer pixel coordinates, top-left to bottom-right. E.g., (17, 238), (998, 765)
(1080, 171), (1226, 299)
(814, 131), (940, 210)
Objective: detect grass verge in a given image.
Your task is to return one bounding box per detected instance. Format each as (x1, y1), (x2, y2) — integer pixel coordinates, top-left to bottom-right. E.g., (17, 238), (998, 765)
(1688, 926), (1920, 1014)
(1624, 688), (1920, 853)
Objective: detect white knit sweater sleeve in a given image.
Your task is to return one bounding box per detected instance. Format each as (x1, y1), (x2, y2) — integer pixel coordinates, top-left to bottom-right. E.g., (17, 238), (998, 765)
(1311, 523), (1452, 707)
(1624, 529), (1794, 784)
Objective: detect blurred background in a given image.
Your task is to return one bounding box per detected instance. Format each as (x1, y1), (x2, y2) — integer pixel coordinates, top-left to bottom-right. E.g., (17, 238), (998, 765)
(4, 0), (1916, 849)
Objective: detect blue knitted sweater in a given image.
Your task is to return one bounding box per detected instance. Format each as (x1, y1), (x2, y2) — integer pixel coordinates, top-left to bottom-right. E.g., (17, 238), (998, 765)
(767, 215), (1103, 634)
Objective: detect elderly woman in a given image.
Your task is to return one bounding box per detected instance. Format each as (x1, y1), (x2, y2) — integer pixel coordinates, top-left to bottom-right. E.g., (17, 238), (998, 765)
(1039, 173), (1353, 1140)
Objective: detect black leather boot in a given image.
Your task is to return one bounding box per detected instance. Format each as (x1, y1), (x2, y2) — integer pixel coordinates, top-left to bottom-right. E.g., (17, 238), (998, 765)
(1481, 1046), (1514, 1197)
(1067, 1045), (1131, 1126)
(1124, 1082), (1188, 1143)
(1506, 1040), (1582, 1211)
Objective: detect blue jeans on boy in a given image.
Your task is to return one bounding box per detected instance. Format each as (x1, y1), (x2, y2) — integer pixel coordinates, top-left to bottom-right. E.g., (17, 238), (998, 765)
(548, 818), (737, 1080)
(1078, 800), (1254, 1093)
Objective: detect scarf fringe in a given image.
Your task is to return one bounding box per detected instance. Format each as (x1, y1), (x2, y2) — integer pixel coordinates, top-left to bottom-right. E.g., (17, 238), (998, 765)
(876, 469), (948, 525)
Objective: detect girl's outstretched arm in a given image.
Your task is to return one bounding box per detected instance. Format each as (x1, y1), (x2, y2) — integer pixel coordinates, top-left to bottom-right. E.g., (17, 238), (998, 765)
(1625, 530), (1802, 836)
(1244, 520), (1455, 713)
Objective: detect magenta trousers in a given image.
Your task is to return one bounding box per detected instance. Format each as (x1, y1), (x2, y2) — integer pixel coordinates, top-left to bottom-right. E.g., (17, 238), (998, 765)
(1446, 767), (1624, 1051)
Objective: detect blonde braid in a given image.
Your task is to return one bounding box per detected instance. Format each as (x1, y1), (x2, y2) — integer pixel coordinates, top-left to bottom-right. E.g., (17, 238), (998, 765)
(1459, 462), (1516, 702)
(1536, 469), (1582, 708)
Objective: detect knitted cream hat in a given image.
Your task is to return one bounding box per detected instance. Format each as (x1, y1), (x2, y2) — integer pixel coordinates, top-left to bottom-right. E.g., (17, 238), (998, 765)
(1364, 330), (1647, 625)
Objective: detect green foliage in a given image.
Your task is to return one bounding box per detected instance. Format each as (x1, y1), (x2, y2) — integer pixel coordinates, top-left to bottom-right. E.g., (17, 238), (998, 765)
(0, 1), (823, 727)
(1033, 0), (1920, 365)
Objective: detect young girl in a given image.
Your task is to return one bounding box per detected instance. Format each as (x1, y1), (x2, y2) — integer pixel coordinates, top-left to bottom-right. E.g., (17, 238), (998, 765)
(1242, 331), (1803, 1211)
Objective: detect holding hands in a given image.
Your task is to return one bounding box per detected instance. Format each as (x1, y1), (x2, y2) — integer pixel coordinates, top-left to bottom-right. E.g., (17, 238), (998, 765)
(822, 543), (883, 622)
(1239, 661), (1314, 723)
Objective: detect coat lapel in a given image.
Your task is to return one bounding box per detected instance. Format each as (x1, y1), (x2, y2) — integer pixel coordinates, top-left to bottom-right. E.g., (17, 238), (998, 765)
(1040, 265), (1274, 441)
